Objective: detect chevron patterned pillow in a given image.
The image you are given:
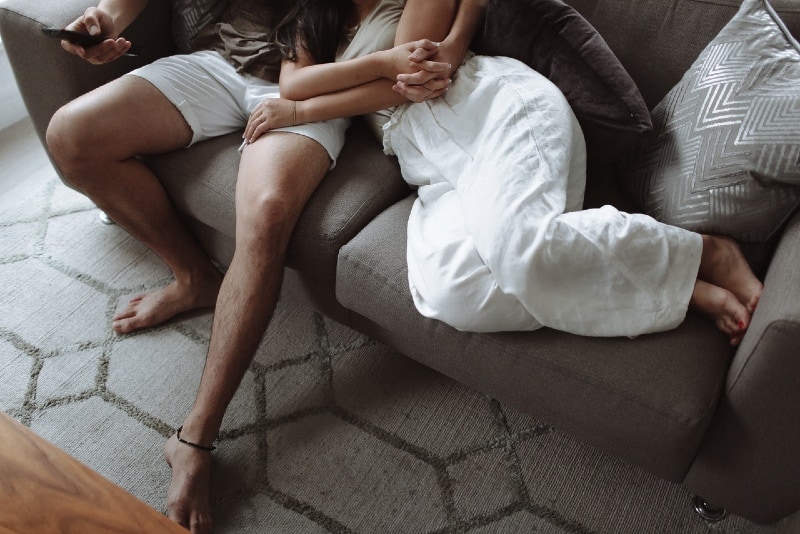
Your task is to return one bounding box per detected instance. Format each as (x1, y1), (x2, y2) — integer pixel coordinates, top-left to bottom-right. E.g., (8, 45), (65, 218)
(625, 0), (800, 244)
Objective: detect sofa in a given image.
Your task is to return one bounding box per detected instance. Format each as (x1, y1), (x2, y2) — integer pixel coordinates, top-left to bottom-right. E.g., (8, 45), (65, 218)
(2, 0), (799, 525)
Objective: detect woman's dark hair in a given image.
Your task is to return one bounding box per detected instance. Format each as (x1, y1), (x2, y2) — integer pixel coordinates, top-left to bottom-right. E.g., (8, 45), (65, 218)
(276, 0), (355, 65)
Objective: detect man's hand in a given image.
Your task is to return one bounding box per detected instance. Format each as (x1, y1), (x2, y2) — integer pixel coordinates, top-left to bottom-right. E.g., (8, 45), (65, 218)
(243, 98), (297, 145)
(63, 7), (132, 64)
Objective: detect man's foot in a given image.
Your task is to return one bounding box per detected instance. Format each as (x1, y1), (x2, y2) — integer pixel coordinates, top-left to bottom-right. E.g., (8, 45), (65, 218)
(112, 268), (223, 334)
(164, 433), (213, 534)
(690, 279), (750, 346)
(699, 235), (763, 313)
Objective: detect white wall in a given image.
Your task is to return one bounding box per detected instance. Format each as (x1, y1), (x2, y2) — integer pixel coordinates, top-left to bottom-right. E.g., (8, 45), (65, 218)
(0, 40), (29, 130)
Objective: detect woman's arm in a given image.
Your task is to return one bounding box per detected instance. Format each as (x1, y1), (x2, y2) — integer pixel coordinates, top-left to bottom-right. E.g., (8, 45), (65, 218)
(284, 0), (488, 103)
(395, 0), (488, 93)
(245, 40), (447, 143)
(279, 39), (445, 101)
(440, 0), (488, 63)
(279, 0), (463, 101)
(245, 0), (486, 143)
(395, 0), (457, 45)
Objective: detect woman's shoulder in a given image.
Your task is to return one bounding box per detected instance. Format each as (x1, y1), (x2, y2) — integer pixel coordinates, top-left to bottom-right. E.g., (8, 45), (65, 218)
(336, 0), (404, 61)
(374, 0), (405, 19)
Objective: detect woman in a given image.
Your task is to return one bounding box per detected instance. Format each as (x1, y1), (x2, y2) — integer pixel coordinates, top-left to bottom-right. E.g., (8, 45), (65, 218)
(247, 0), (762, 345)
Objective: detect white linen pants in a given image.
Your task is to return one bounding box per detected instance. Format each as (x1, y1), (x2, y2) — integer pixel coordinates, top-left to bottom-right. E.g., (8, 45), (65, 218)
(383, 55), (703, 337)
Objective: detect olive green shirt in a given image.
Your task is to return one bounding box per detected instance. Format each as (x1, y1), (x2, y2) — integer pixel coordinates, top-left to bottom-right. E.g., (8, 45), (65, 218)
(191, 0), (288, 82)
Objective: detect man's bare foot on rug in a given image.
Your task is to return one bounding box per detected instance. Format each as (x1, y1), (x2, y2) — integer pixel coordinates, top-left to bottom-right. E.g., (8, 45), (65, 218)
(112, 267), (223, 334)
(698, 235), (763, 313)
(691, 279), (750, 346)
(164, 430), (214, 534)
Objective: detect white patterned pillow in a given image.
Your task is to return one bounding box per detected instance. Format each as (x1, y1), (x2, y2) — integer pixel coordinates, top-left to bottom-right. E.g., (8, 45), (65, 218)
(172, 0), (228, 53)
(625, 0), (800, 243)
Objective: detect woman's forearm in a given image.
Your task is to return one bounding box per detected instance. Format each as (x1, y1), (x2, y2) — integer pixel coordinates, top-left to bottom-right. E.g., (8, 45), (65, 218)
(279, 53), (393, 101)
(280, 0), (477, 118)
(295, 80), (407, 124)
(395, 0), (457, 45)
(280, 1), (463, 102)
(244, 79), (406, 144)
(442, 0), (488, 58)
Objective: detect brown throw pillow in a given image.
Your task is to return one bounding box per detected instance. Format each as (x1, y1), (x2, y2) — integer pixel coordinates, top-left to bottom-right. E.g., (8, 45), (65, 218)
(472, 0), (653, 169)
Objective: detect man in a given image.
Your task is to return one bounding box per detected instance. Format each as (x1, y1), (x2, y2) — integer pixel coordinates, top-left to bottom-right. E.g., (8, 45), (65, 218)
(46, 0), (484, 531)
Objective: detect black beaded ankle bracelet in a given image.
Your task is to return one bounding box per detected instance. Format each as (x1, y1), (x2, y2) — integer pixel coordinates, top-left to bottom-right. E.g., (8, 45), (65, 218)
(176, 426), (216, 452)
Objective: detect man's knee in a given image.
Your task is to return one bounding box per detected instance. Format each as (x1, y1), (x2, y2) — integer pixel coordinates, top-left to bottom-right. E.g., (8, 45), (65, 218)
(235, 134), (333, 251)
(47, 104), (85, 171)
(46, 102), (107, 187)
(236, 193), (300, 252)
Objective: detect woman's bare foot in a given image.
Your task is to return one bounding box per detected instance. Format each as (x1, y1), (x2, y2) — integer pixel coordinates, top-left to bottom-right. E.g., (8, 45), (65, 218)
(698, 235), (763, 313)
(163, 433), (214, 534)
(112, 267), (223, 334)
(690, 279), (750, 346)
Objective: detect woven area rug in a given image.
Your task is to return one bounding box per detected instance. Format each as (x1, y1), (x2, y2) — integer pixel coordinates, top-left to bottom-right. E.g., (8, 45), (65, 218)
(0, 137), (795, 533)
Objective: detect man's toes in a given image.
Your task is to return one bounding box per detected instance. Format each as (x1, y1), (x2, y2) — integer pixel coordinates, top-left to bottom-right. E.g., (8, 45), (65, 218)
(166, 497), (211, 534)
(112, 317), (140, 335)
(112, 310), (136, 322)
(166, 492), (191, 527)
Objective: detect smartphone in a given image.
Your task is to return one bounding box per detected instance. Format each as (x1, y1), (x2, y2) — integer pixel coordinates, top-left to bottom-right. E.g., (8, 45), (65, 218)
(41, 28), (142, 56)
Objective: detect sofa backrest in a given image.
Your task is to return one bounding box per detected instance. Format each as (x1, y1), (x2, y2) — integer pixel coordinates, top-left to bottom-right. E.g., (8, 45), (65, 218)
(564, 0), (800, 109)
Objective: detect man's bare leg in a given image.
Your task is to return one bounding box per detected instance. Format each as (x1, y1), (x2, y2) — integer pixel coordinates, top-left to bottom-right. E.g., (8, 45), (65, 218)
(46, 76), (223, 334)
(161, 132), (332, 533)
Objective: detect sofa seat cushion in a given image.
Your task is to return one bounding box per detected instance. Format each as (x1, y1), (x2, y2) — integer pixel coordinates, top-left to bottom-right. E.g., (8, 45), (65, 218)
(337, 196), (735, 481)
(146, 120), (409, 282)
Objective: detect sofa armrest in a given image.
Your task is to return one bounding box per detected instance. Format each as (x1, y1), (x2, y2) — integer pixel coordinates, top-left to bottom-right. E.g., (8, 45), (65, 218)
(0, 0), (173, 146)
(685, 210), (800, 523)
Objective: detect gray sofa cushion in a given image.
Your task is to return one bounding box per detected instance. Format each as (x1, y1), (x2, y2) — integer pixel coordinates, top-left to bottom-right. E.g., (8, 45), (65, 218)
(337, 196), (736, 481)
(684, 211), (800, 523)
(145, 134), (240, 240)
(147, 121), (409, 283)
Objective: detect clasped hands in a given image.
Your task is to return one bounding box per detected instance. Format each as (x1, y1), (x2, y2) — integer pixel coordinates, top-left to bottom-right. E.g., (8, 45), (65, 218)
(389, 38), (456, 102)
(244, 39), (455, 143)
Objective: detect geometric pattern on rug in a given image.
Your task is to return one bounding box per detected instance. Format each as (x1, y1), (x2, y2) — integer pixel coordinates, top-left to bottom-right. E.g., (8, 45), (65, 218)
(0, 162), (787, 533)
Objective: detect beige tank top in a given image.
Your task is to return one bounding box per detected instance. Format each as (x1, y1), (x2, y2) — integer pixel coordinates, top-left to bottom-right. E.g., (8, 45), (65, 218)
(336, 0), (405, 140)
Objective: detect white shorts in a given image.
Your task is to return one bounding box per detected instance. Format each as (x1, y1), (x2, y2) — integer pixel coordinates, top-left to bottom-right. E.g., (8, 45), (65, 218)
(127, 50), (349, 165)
